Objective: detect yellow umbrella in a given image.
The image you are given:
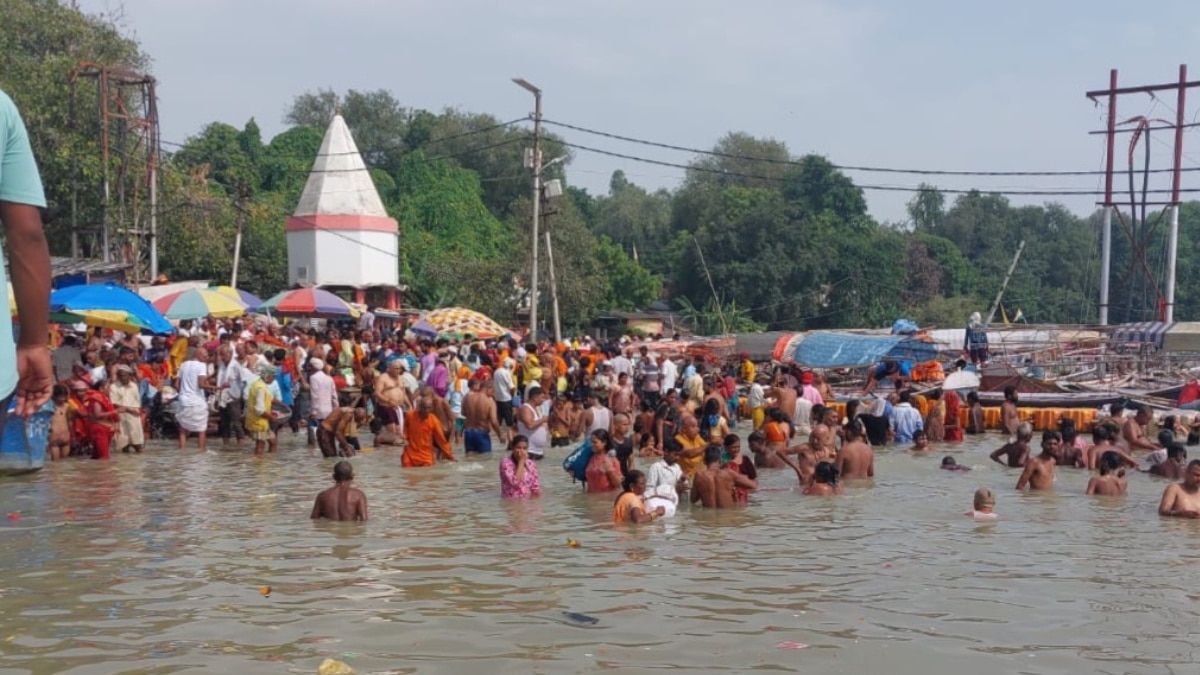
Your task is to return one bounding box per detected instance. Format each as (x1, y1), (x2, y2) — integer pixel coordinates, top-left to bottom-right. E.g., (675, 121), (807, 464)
(51, 308), (156, 334)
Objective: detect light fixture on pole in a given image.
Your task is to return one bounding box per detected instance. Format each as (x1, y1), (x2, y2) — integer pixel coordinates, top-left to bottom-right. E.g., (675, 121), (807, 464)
(513, 77), (542, 340)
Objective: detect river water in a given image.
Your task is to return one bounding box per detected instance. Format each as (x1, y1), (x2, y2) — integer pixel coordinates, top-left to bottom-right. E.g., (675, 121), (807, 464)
(0, 431), (1196, 675)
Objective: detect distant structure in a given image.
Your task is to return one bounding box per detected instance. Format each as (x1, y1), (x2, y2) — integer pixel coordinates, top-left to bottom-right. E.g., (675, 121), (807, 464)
(286, 112), (401, 309)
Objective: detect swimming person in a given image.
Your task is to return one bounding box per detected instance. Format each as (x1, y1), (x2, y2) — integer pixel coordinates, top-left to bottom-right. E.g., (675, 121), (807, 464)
(941, 456), (970, 472)
(1016, 430), (1059, 490)
(311, 461), (368, 522)
(967, 488), (997, 520)
(1086, 451), (1128, 496)
(614, 470), (665, 524)
(1157, 459), (1200, 518)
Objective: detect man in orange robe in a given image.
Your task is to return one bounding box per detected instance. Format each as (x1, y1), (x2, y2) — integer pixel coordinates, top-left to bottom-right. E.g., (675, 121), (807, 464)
(402, 397), (456, 467)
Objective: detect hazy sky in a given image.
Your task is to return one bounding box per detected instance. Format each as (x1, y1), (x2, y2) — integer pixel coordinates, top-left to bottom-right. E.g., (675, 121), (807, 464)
(80, 0), (1200, 222)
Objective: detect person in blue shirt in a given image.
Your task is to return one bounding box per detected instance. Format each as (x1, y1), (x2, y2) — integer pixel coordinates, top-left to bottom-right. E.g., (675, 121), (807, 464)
(889, 390), (924, 444)
(0, 89), (53, 427)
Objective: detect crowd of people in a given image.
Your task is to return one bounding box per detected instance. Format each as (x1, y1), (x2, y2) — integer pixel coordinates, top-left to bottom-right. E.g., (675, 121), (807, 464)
(41, 314), (1200, 526)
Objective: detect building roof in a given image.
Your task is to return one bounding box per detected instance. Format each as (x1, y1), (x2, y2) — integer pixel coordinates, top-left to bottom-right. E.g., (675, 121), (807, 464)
(49, 256), (129, 279)
(292, 114), (389, 218)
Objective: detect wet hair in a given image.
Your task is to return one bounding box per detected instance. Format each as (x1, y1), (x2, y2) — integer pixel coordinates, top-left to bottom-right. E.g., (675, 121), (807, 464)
(1092, 424), (1111, 443)
(974, 487), (995, 509)
(507, 434), (529, 454)
(703, 444), (723, 466)
(1042, 430), (1062, 444)
(53, 383), (69, 399)
(747, 430), (766, 445)
(913, 429), (928, 442)
(845, 399), (860, 420)
(620, 469), (645, 494)
(590, 428), (611, 451)
(767, 407), (785, 423)
(1189, 459), (1200, 472)
(811, 404), (827, 422)
(722, 433), (740, 449)
(1158, 429), (1175, 447)
(941, 456), (957, 467)
(1061, 426), (1077, 444)
(813, 461), (839, 486)
(333, 460), (354, 482)
(1167, 443), (1187, 461)
(1098, 451), (1121, 474)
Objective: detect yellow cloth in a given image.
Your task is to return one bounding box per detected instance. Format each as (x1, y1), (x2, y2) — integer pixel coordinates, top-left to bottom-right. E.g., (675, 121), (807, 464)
(740, 360), (755, 383)
(675, 432), (707, 478)
(244, 379), (273, 433)
(168, 337), (189, 376)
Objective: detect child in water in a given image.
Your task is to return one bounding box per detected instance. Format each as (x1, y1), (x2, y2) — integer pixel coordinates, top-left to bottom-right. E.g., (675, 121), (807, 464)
(48, 384), (72, 461)
(1086, 451), (1129, 495)
(907, 430), (930, 453)
(967, 487), (997, 520)
(803, 461), (843, 495)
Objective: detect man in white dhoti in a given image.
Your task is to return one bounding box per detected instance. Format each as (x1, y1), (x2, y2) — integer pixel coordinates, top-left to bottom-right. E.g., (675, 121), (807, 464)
(110, 365), (144, 453)
(176, 347), (212, 451)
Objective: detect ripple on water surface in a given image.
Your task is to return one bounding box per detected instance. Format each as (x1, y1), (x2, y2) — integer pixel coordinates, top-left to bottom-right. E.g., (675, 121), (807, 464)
(0, 434), (1196, 674)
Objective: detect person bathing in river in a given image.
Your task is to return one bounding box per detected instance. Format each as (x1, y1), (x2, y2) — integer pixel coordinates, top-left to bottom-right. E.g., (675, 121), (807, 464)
(803, 461), (843, 496)
(1149, 443), (1187, 480)
(750, 430), (788, 469)
(1086, 451), (1128, 496)
(691, 444), (757, 508)
(1001, 386), (1021, 440)
(1157, 459), (1200, 518)
(1085, 424), (1137, 471)
(906, 429), (931, 453)
(836, 419), (874, 479)
(614, 470), (666, 524)
(990, 423), (1033, 467)
(1016, 430), (1060, 491)
(967, 488), (997, 520)
(965, 392), (985, 434)
(311, 461), (368, 522)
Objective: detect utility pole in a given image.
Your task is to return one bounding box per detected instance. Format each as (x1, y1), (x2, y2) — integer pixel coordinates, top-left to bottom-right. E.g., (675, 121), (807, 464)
(544, 229), (562, 344)
(1086, 64), (1199, 324)
(986, 240), (1025, 326)
(513, 77), (542, 340)
(230, 185), (249, 288)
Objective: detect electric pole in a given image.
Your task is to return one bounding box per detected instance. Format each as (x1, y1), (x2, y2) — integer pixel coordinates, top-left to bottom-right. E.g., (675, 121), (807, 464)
(1086, 64), (1199, 323)
(514, 77), (542, 341)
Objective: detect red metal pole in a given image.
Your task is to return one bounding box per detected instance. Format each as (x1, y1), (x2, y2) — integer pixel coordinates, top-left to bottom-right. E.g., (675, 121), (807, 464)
(1104, 69), (1117, 206)
(1172, 64), (1187, 204)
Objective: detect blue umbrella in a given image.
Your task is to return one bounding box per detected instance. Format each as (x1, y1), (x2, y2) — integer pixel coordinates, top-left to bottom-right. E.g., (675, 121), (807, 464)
(409, 318), (438, 339)
(50, 283), (175, 335)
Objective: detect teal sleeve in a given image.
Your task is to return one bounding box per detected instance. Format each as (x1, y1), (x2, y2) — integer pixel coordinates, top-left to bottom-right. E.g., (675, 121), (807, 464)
(0, 90), (47, 208)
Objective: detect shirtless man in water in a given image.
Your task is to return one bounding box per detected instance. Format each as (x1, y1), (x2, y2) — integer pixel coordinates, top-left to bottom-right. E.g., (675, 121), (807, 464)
(835, 419), (874, 479)
(691, 445), (757, 508)
(1122, 405), (1161, 453)
(1085, 424), (1137, 471)
(1158, 459), (1200, 518)
(750, 430), (787, 469)
(807, 406), (837, 461)
(311, 461), (369, 521)
(462, 378), (504, 454)
(1001, 386), (1021, 439)
(374, 360), (410, 435)
(1016, 430), (1059, 490)
(990, 424), (1032, 468)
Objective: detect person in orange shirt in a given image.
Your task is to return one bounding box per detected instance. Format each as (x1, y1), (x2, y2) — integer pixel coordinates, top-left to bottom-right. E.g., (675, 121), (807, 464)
(402, 397), (457, 467)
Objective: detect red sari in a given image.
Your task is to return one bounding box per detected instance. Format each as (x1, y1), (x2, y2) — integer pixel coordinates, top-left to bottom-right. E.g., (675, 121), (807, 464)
(944, 390), (964, 442)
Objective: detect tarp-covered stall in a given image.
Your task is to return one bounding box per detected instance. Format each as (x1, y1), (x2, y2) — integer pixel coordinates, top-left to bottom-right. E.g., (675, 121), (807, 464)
(1164, 322), (1200, 353)
(793, 332), (938, 368)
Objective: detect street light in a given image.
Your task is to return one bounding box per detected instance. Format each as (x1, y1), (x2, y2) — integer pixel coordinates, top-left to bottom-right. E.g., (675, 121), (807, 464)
(513, 78), (543, 341)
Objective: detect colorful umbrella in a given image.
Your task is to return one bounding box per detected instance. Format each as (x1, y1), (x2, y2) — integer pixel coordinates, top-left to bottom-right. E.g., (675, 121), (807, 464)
(259, 288), (359, 318)
(153, 288), (246, 320)
(50, 283), (174, 334)
(51, 309), (158, 334)
(209, 285), (263, 312)
(423, 307), (510, 338)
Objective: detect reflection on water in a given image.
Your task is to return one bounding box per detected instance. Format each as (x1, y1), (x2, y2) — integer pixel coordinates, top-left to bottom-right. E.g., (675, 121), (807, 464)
(0, 433), (1196, 674)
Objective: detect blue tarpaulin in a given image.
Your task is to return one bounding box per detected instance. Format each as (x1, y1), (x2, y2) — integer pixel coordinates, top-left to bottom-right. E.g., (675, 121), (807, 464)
(793, 332), (938, 368)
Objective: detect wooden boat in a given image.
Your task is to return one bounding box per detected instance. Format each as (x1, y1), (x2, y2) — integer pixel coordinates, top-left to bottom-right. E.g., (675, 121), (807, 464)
(0, 401), (53, 475)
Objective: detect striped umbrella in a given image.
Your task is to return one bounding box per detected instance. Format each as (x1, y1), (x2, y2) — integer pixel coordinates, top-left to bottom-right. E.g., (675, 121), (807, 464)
(423, 307), (510, 338)
(259, 288), (359, 318)
(153, 288), (247, 320)
(209, 285), (263, 312)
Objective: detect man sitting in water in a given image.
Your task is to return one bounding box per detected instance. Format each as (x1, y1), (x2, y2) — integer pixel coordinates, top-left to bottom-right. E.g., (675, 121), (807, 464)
(1158, 459), (1200, 518)
(691, 444), (757, 508)
(990, 423), (1033, 467)
(311, 461), (369, 521)
(1016, 430), (1060, 491)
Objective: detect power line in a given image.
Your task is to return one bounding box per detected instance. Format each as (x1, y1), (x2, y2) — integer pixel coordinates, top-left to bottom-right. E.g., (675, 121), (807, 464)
(542, 118), (1200, 178)
(559, 140), (1200, 197)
